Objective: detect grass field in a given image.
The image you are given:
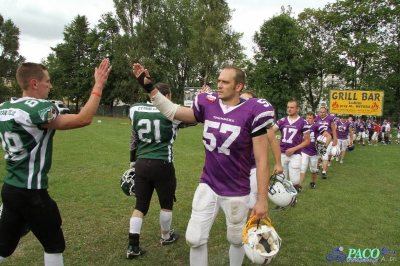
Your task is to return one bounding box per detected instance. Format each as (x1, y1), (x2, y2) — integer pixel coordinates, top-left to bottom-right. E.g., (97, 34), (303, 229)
(0, 116), (399, 266)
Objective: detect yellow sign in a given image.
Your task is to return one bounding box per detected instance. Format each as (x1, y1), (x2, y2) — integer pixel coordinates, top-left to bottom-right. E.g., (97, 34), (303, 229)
(329, 90), (384, 116)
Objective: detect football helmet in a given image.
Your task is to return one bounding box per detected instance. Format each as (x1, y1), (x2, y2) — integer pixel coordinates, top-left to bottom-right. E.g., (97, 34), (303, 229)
(242, 216), (281, 265)
(330, 146), (341, 157)
(347, 145), (355, 151)
(316, 135), (327, 144)
(268, 174), (297, 207)
(0, 204), (30, 237)
(121, 169), (136, 196)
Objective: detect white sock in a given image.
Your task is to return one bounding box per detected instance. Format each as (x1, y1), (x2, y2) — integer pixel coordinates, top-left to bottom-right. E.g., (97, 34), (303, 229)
(160, 210), (172, 239)
(44, 253), (63, 266)
(130, 217), (143, 234)
(229, 244), (245, 266)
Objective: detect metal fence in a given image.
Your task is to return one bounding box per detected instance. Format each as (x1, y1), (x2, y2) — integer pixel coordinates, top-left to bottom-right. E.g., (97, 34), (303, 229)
(68, 104), (130, 117)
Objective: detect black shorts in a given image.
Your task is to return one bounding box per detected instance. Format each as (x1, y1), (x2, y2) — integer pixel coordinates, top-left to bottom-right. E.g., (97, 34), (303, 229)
(134, 159), (176, 215)
(0, 183), (65, 257)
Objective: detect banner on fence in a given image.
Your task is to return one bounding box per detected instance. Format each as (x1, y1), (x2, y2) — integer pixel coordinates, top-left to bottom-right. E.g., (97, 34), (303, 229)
(329, 90), (384, 116)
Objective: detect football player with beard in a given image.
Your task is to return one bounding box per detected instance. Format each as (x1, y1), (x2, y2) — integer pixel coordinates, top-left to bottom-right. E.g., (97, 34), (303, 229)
(132, 63), (274, 266)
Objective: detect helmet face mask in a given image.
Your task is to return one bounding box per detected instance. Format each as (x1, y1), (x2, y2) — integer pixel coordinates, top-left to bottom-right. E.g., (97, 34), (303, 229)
(120, 169), (136, 196)
(242, 217), (282, 264)
(268, 174), (297, 207)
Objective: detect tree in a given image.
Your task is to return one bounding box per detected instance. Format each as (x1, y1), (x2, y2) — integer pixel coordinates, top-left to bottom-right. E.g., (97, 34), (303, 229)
(114, 0), (245, 104)
(0, 14), (25, 102)
(49, 15), (96, 110)
(297, 8), (346, 112)
(249, 7), (305, 113)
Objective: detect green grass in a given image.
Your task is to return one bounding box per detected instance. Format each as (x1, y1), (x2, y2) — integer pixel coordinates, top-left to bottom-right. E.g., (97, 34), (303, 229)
(0, 116), (399, 265)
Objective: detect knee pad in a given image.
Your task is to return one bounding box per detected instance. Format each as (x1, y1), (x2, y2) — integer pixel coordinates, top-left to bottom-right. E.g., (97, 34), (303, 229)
(185, 185), (215, 248)
(226, 223), (243, 245)
(225, 200), (247, 245)
(186, 218), (206, 248)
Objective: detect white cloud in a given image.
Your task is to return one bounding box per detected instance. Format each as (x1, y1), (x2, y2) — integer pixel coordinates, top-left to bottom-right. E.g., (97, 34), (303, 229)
(1, 0), (332, 62)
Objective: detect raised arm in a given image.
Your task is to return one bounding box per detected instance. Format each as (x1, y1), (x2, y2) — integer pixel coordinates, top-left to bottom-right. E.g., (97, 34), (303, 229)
(132, 63), (197, 123)
(42, 58), (112, 130)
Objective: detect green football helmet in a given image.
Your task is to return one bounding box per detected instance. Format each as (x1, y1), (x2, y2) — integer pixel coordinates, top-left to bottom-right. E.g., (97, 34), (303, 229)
(121, 169), (136, 196)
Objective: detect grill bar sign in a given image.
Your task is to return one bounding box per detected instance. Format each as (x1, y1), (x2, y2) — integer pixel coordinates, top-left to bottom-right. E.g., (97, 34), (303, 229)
(329, 90), (384, 116)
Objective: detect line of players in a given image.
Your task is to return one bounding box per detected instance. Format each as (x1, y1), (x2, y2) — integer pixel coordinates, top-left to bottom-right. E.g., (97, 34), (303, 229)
(351, 118), (395, 146)
(272, 102), (397, 212)
(271, 103), (358, 211)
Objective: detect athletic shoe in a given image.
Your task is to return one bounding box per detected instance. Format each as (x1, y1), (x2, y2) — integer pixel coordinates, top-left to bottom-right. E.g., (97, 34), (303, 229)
(298, 186), (302, 193)
(340, 159), (343, 164)
(335, 156), (339, 162)
(368, 143), (372, 145)
(126, 246), (147, 259)
(273, 206), (285, 212)
(363, 143), (365, 146)
(328, 161), (331, 167)
(374, 144), (377, 146)
(160, 229), (180, 246)
(309, 182), (316, 189)
(290, 197), (298, 207)
(321, 172), (327, 179)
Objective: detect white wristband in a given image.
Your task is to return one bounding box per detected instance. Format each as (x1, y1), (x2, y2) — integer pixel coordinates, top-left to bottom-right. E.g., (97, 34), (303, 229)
(151, 91), (178, 122)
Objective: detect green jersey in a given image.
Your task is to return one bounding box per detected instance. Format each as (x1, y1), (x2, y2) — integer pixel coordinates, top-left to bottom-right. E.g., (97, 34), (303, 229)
(129, 102), (181, 162)
(0, 97), (58, 189)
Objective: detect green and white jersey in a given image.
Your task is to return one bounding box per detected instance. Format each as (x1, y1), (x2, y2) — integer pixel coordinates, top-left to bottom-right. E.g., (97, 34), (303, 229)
(129, 102), (181, 162)
(0, 97), (58, 189)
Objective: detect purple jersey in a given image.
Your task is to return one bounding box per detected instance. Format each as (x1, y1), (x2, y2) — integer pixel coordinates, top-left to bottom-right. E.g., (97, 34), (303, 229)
(276, 116), (310, 154)
(335, 120), (353, 140)
(302, 123), (328, 156)
(357, 121), (365, 132)
(315, 114), (336, 135)
(367, 121), (374, 131)
(192, 93), (275, 197)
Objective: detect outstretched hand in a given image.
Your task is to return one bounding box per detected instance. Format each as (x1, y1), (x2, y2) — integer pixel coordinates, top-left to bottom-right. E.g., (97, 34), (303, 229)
(132, 63), (155, 93)
(94, 58), (112, 86)
(132, 63), (151, 84)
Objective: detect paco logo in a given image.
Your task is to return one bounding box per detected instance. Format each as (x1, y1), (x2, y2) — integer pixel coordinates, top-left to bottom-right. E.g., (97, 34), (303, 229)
(347, 248), (380, 262)
(326, 247), (396, 263)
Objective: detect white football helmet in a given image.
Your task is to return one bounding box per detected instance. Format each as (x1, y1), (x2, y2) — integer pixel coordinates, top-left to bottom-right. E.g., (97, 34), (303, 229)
(268, 174), (297, 207)
(242, 216), (282, 265)
(316, 135), (327, 144)
(330, 146), (341, 157)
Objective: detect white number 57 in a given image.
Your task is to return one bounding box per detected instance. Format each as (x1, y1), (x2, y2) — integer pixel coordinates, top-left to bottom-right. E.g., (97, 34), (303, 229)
(203, 120), (240, 156)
